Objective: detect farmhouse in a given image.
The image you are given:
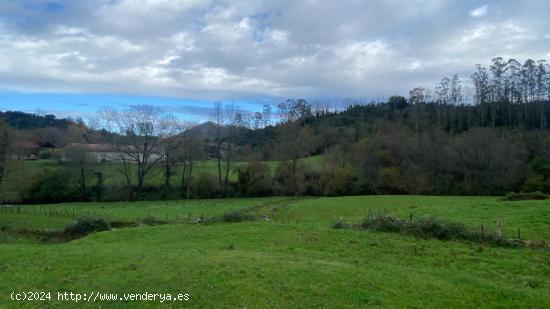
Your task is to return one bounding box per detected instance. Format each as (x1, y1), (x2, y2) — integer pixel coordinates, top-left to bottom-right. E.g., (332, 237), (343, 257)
(63, 143), (162, 162)
(63, 143), (120, 162)
(13, 141), (56, 160)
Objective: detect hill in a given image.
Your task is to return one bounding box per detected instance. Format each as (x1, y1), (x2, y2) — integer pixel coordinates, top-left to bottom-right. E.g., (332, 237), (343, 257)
(0, 111), (73, 130)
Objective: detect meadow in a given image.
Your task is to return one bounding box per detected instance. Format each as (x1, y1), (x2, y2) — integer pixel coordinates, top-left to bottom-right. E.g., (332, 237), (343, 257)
(1, 195), (549, 308)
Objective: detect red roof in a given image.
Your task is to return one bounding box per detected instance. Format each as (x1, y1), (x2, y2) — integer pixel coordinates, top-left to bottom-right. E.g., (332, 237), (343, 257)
(15, 141), (42, 149)
(66, 143), (117, 152)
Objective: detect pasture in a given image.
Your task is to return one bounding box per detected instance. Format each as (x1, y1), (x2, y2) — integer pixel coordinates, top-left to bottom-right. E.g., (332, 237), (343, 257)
(1, 195), (549, 308)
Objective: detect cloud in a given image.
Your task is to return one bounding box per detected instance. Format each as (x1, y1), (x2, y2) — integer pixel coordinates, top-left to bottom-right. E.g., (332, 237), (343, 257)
(470, 5), (489, 17)
(0, 0), (548, 103)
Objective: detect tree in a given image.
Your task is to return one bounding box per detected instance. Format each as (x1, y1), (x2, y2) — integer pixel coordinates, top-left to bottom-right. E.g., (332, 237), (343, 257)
(253, 112), (263, 130)
(535, 60), (548, 130)
(506, 58), (522, 103)
(222, 103), (241, 196)
(212, 102), (223, 192)
(275, 123), (314, 195)
(0, 120), (11, 187)
(63, 144), (95, 200)
(236, 157), (272, 197)
(106, 105), (168, 196)
(435, 77), (450, 105)
(262, 104), (272, 127)
(490, 57), (507, 102)
(179, 130), (204, 199)
(388, 96), (408, 111)
(277, 99), (312, 123)
(408, 87), (425, 133)
(521, 59), (537, 103)
(471, 64), (490, 126)
(450, 74), (462, 105)
(452, 129), (526, 195)
(159, 116), (186, 199)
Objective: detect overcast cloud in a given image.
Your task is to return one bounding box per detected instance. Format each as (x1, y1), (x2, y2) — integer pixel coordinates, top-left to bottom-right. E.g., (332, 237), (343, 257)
(0, 0), (549, 103)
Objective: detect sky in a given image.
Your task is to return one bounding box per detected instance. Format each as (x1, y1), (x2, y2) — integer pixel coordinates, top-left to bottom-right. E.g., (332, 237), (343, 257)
(0, 0), (549, 120)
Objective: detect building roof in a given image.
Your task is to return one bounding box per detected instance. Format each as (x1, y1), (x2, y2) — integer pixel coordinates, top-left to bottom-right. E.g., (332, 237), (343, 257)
(66, 143), (118, 152)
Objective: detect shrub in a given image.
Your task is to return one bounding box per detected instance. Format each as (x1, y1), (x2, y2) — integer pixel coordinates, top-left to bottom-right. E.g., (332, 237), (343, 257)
(194, 172), (219, 198)
(109, 220), (136, 228)
(502, 191), (548, 201)
(140, 216), (166, 226)
(331, 219), (350, 229)
(236, 161), (273, 197)
(24, 168), (79, 203)
(350, 215), (514, 247)
(62, 218), (110, 239)
(208, 209), (256, 223)
(359, 215), (403, 232)
(409, 218), (469, 240)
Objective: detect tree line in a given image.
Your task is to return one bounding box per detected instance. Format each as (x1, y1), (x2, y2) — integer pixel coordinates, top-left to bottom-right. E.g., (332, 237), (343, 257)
(1, 57), (550, 203)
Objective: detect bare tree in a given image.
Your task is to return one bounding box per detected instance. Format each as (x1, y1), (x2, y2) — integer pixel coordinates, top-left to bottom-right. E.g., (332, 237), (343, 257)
(222, 103), (240, 196)
(506, 59), (522, 104)
(490, 57), (506, 102)
(64, 144), (95, 200)
(105, 105), (168, 196)
(0, 120), (11, 187)
(179, 128), (204, 199)
(253, 112), (263, 130)
(276, 123), (314, 195)
(262, 104), (272, 126)
(408, 87), (425, 133)
(159, 116), (186, 199)
(212, 102), (223, 192)
(471, 64), (490, 126)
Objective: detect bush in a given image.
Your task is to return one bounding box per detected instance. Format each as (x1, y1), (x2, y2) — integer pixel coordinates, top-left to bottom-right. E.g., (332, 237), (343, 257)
(409, 218), (469, 240)
(236, 161), (273, 197)
(331, 219), (350, 229)
(140, 216), (166, 226)
(62, 218), (110, 239)
(194, 172), (219, 198)
(24, 168), (79, 203)
(351, 215), (513, 246)
(359, 215), (404, 232)
(502, 191), (548, 201)
(208, 209), (256, 223)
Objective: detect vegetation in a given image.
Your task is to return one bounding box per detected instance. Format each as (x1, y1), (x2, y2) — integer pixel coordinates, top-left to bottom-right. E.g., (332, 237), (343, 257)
(0, 111), (72, 130)
(1, 57), (550, 204)
(1, 196), (550, 307)
(61, 217), (111, 240)
(503, 191), (549, 201)
(349, 215), (513, 247)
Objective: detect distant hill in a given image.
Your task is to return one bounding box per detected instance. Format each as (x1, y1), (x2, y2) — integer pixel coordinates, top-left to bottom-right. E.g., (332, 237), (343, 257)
(0, 111), (72, 130)
(185, 121), (250, 142)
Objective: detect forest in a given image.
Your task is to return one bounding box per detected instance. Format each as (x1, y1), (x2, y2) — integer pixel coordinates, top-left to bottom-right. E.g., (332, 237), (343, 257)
(1, 57), (550, 203)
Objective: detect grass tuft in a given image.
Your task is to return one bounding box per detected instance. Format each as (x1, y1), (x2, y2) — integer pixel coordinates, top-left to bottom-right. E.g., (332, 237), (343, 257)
(502, 191), (548, 201)
(337, 215), (519, 247)
(61, 217), (110, 239)
(207, 209), (257, 223)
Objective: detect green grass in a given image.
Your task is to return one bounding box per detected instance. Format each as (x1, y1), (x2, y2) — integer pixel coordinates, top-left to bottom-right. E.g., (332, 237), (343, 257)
(1, 195), (550, 308)
(0, 197), (292, 230)
(280, 196), (550, 240)
(7, 156), (323, 189)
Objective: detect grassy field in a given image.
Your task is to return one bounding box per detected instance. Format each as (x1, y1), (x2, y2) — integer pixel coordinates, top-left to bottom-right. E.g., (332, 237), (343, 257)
(7, 155), (324, 186)
(1, 195), (549, 308)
